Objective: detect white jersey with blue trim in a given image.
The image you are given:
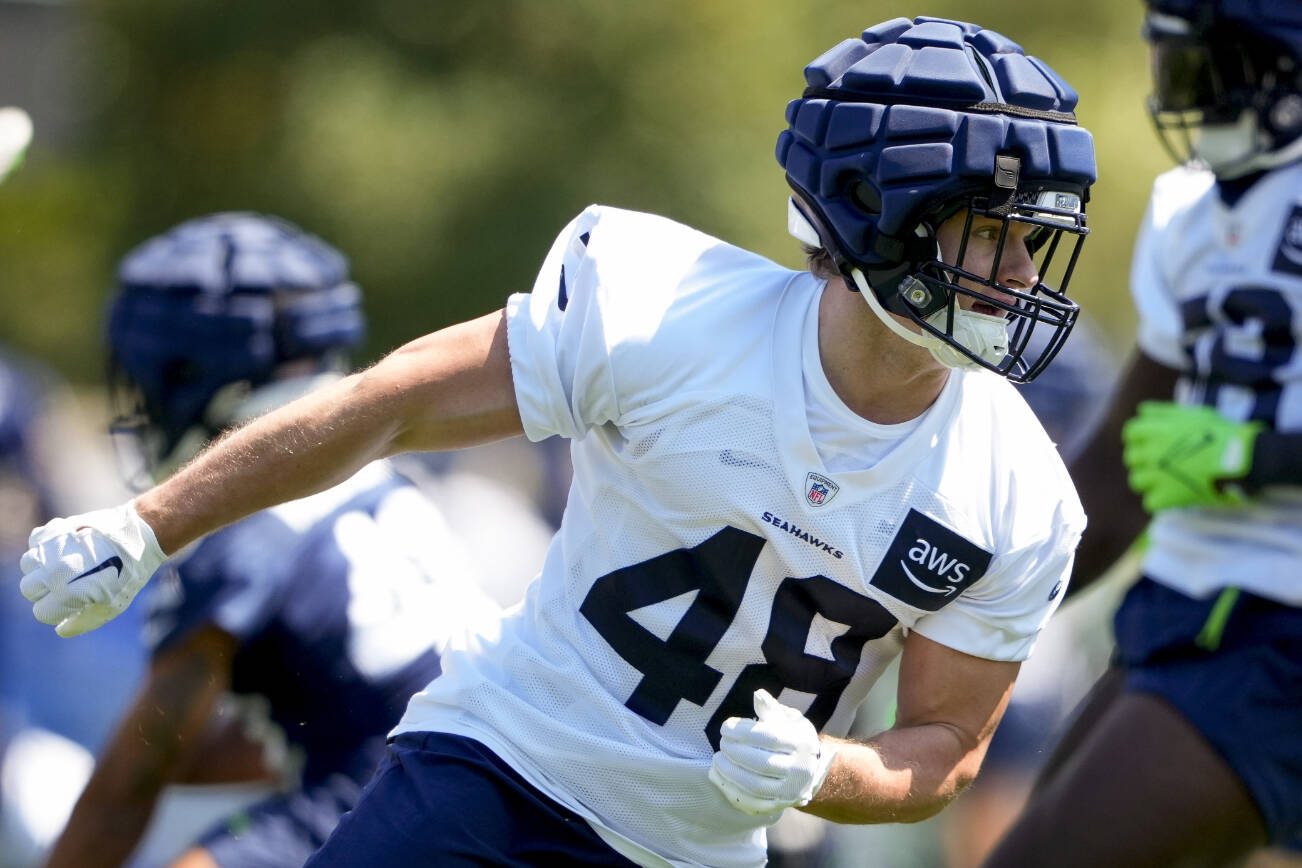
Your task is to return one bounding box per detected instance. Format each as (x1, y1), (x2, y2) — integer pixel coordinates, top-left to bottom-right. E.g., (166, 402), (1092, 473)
(1132, 163), (1302, 605)
(393, 205), (1082, 868)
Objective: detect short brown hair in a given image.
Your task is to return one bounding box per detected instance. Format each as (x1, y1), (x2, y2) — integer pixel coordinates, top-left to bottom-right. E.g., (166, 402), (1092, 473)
(803, 244), (839, 281)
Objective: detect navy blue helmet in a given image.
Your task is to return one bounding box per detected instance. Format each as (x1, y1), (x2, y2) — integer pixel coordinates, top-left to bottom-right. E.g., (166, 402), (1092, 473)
(777, 17), (1097, 383)
(107, 213), (364, 476)
(1144, 1), (1302, 176)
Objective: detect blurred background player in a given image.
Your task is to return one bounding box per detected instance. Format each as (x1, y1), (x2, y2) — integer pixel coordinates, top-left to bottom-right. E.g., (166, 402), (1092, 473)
(0, 345), (110, 868)
(985, 2), (1302, 866)
(0, 105), (151, 867)
(43, 213), (505, 868)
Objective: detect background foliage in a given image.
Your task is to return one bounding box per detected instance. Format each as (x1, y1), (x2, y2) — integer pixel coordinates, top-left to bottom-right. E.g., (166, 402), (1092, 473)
(0, 0), (1166, 383)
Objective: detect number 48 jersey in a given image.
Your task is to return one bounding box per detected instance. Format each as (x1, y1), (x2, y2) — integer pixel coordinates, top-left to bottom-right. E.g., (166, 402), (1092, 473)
(395, 206), (1083, 868)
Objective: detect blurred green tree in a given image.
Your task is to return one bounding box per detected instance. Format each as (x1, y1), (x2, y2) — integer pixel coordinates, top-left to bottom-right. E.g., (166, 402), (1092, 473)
(0, 0), (1166, 382)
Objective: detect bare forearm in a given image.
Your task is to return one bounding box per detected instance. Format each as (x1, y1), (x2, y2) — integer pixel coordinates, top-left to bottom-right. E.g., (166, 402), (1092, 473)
(803, 723), (981, 825)
(136, 372), (397, 553)
(136, 311), (522, 555)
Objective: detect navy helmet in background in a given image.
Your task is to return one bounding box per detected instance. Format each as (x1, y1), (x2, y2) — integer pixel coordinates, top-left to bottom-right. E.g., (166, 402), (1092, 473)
(107, 213), (365, 482)
(1144, 0), (1302, 177)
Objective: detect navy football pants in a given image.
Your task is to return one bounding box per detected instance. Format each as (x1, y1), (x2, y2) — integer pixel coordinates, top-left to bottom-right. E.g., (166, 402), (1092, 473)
(304, 732), (637, 866)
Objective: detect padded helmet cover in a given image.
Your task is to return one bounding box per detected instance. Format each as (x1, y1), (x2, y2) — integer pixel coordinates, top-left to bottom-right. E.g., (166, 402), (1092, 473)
(776, 17), (1097, 274)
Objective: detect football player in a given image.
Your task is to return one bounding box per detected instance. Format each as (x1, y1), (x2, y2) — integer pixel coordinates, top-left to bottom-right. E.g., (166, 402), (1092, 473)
(984, 2), (1302, 866)
(21, 19), (1097, 867)
(42, 214), (499, 868)
(0, 107), (142, 866)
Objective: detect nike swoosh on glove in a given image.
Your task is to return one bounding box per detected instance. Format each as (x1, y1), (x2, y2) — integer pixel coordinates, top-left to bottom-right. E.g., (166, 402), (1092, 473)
(19, 502), (166, 638)
(708, 689), (839, 816)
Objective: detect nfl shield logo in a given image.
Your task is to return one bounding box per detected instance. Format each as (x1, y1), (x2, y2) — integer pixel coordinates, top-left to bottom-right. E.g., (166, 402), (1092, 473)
(805, 471), (839, 507)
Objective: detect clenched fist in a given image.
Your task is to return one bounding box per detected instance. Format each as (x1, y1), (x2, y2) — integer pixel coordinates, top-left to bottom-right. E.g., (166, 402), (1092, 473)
(708, 689), (838, 816)
(20, 502), (165, 637)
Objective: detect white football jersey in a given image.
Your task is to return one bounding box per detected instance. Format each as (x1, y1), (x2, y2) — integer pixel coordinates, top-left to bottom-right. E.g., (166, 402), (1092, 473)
(394, 206), (1083, 867)
(1132, 163), (1302, 605)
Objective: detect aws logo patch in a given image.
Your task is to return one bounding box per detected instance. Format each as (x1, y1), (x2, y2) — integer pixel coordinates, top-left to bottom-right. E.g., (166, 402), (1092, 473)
(869, 509), (993, 611)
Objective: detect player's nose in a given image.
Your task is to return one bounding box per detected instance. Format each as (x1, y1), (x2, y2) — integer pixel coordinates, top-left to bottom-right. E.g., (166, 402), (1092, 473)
(997, 233), (1039, 292)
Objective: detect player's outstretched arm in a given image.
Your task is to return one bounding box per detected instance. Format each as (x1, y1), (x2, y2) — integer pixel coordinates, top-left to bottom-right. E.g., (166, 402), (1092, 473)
(801, 630), (1019, 824)
(44, 627), (234, 868)
(1063, 350), (1179, 601)
(137, 309), (521, 554)
(21, 310), (522, 637)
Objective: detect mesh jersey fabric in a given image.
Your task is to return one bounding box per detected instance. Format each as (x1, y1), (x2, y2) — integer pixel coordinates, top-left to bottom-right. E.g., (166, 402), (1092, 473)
(393, 205), (1083, 867)
(1131, 163), (1302, 604)
(799, 287), (924, 472)
(146, 461), (502, 784)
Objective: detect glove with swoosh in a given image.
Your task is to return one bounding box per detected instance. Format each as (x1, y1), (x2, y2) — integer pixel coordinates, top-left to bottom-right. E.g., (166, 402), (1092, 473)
(1122, 401), (1262, 512)
(708, 689), (839, 816)
(19, 502), (166, 638)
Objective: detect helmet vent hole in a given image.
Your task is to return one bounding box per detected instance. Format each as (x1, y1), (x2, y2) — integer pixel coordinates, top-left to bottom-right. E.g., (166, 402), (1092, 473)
(850, 181), (882, 214)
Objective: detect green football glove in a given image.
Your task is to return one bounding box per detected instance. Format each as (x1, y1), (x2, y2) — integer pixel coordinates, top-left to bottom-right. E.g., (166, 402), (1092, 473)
(1122, 401), (1262, 513)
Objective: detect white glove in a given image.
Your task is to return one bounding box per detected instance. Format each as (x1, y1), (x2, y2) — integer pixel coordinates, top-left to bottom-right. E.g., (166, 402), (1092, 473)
(708, 689), (839, 816)
(19, 502), (166, 638)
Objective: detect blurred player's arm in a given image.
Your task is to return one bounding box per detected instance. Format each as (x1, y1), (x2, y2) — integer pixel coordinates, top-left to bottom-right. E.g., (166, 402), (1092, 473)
(137, 310), (521, 555)
(1243, 429), (1302, 487)
(44, 627), (234, 868)
(1063, 350), (1179, 600)
(171, 706), (280, 786)
(805, 631), (1019, 824)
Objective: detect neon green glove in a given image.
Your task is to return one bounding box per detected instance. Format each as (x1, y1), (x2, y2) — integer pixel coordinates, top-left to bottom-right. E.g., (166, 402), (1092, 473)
(1121, 401), (1263, 513)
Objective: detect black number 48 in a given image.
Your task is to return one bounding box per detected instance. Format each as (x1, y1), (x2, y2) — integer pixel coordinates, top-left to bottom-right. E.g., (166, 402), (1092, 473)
(579, 527), (898, 749)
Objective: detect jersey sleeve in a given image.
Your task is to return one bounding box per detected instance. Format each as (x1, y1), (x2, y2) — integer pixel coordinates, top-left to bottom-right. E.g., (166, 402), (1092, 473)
(504, 204), (755, 442)
(908, 506), (1080, 662)
(143, 532), (282, 656)
(505, 207), (622, 442)
(906, 525), (1078, 661)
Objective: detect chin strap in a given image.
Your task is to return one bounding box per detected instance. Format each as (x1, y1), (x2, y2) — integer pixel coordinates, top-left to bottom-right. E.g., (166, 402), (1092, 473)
(922, 303), (1010, 368)
(847, 268), (1008, 370)
(787, 198), (1010, 372)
